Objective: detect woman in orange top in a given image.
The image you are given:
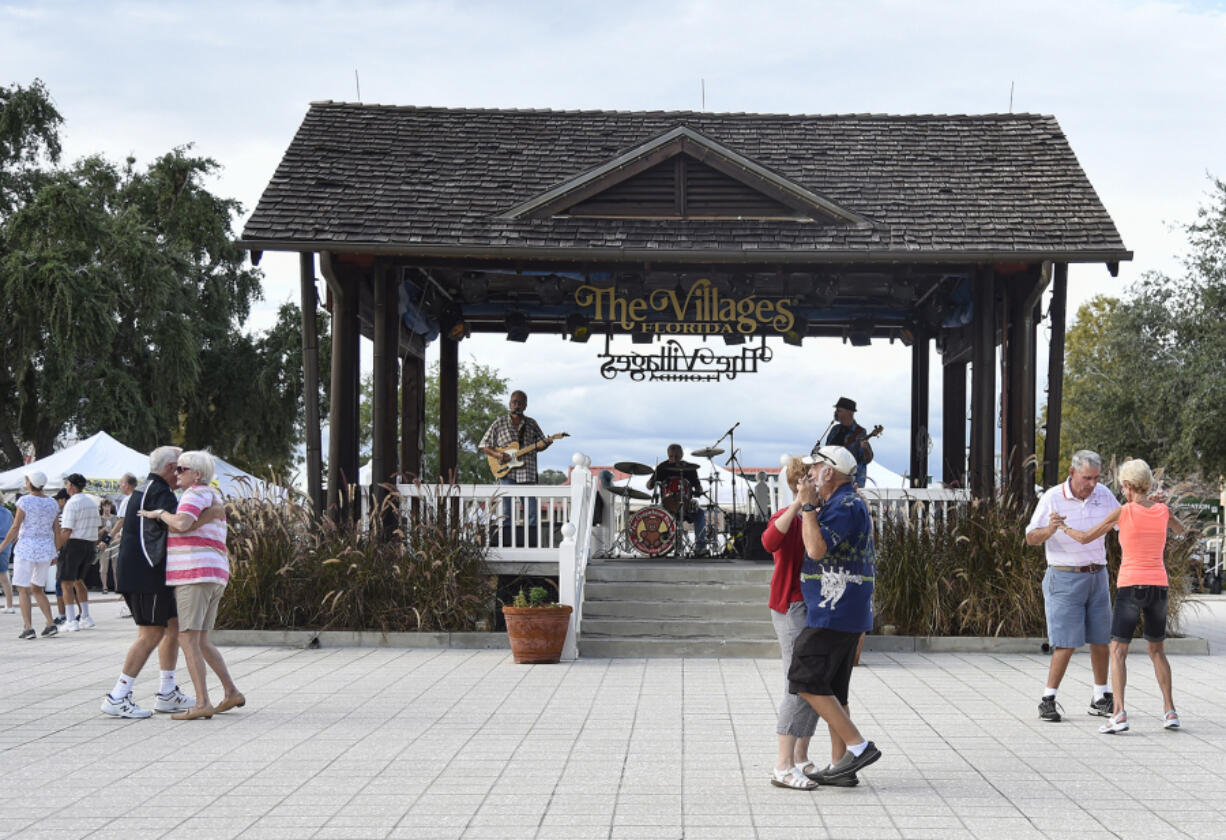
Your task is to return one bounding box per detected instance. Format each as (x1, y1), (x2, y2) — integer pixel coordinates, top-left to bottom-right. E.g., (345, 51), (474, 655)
(1062, 459), (1186, 734)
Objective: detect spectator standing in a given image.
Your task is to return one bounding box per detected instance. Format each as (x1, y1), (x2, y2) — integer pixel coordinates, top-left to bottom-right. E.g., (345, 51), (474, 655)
(0, 472), (60, 638)
(57, 473), (100, 631)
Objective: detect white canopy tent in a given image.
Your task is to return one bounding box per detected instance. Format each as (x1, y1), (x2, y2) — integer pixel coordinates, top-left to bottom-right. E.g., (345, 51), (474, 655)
(0, 431), (275, 498)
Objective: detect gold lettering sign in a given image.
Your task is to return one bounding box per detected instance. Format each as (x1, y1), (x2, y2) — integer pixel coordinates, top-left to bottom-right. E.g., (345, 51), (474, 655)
(573, 278), (796, 335)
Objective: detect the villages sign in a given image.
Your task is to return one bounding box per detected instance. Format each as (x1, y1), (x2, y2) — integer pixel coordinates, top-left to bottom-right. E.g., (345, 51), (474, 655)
(574, 277), (797, 337)
(597, 336), (772, 383)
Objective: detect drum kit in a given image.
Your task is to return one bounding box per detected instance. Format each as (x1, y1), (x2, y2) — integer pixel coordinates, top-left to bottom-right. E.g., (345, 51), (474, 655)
(608, 444), (746, 559)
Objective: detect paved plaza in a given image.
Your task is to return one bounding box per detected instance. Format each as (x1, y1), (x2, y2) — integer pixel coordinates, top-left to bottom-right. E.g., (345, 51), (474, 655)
(4, 596), (1226, 840)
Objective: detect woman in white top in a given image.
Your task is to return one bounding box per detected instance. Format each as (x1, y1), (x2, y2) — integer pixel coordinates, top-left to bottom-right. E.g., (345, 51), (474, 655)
(0, 471), (61, 639)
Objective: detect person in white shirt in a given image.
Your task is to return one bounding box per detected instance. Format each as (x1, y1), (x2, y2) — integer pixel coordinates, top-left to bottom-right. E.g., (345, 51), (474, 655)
(57, 473), (101, 631)
(1025, 450), (1120, 722)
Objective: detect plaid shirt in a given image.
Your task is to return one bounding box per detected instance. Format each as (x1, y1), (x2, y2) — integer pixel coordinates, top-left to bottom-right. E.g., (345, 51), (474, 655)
(480, 413), (546, 483)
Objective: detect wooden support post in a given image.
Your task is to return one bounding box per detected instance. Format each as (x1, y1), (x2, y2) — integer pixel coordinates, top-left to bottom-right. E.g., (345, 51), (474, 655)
(327, 266), (361, 520)
(942, 359), (967, 487)
(371, 262), (400, 524)
(970, 267), (997, 498)
(1043, 263), (1068, 487)
(401, 351), (425, 481)
(439, 337), (459, 484)
(1002, 273), (1038, 500)
(909, 331), (930, 487)
(299, 252), (323, 517)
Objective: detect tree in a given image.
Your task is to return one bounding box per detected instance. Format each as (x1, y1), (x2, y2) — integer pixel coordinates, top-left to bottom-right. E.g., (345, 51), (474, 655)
(538, 469), (567, 485)
(0, 79), (323, 474)
(1056, 177), (1226, 479)
(360, 357), (507, 483)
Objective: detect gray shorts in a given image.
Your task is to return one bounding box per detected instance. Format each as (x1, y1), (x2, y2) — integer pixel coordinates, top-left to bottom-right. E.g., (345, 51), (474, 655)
(1043, 566), (1112, 648)
(771, 601), (819, 738)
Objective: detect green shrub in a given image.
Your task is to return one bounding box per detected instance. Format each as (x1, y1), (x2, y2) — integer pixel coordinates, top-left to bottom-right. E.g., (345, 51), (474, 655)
(218, 483), (496, 632)
(874, 490), (1197, 637)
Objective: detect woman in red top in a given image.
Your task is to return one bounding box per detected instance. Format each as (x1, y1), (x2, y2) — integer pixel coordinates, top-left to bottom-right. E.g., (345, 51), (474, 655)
(1062, 459), (1186, 734)
(762, 456), (828, 790)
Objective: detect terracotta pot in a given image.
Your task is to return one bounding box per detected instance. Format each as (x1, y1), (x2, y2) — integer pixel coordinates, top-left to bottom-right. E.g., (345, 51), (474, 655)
(502, 604), (573, 664)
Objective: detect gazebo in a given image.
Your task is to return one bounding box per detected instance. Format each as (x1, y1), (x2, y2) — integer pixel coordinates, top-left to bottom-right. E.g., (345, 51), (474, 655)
(240, 104), (1130, 513)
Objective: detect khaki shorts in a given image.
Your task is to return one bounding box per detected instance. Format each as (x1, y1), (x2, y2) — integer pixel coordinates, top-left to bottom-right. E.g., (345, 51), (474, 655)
(174, 582), (226, 631)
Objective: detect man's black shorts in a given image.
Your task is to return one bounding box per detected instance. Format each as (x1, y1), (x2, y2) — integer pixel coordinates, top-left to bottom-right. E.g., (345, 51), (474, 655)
(123, 587), (178, 627)
(58, 540), (96, 582)
(787, 626), (862, 705)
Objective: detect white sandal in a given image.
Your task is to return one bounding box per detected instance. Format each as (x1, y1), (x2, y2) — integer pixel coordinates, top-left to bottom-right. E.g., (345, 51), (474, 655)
(771, 765), (818, 790)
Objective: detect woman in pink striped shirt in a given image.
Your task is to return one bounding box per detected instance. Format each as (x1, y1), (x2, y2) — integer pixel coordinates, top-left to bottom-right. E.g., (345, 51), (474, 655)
(140, 450), (244, 720)
(1062, 459), (1186, 734)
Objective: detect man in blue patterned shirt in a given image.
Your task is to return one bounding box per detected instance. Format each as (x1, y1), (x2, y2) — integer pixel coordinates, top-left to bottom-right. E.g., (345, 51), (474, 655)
(788, 445), (882, 784)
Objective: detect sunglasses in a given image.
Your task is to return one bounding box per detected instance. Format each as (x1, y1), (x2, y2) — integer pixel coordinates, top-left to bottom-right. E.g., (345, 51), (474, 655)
(174, 466), (193, 474)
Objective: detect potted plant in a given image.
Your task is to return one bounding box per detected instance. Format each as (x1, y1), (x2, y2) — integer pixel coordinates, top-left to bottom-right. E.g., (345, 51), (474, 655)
(502, 586), (573, 664)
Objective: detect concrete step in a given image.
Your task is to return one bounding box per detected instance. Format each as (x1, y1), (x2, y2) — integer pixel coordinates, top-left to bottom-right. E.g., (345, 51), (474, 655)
(583, 581), (769, 603)
(578, 637), (780, 658)
(582, 617), (775, 639)
(587, 562), (773, 585)
(582, 600), (768, 621)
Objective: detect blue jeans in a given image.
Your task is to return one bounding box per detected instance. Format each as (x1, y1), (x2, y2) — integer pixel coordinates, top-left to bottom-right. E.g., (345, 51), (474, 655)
(497, 477), (538, 529)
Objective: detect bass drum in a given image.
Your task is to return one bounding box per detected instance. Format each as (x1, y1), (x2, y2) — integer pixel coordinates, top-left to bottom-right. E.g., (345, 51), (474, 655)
(627, 506), (677, 557)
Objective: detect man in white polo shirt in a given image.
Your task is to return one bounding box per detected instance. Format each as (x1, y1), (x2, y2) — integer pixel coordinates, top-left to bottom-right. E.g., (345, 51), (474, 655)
(1025, 450), (1120, 722)
(57, 473), (102, 631)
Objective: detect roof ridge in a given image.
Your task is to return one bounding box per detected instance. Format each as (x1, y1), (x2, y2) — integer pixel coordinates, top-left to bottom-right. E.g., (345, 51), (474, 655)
(306, 101), (1054, 121)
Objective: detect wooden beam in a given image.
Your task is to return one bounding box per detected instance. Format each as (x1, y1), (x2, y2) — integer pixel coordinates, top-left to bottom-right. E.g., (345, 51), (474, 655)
(371, 262), (400, 521)
(909, 331), (930, 487)
(1043, 263), (1068, 487)
(969, 267), (997, 498)
(942, 359), (967, 486)
(299, 253), (324, 517)
(327, 265), (361, 520)
(401, 352), (425, 480)
(1002, 272), (1039, 500)
(439, 338), (459, 484)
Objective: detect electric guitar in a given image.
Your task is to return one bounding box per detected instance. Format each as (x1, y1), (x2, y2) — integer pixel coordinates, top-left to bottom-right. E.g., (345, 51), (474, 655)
(487, 433), (570, 480)
(815, 424), (884, 456)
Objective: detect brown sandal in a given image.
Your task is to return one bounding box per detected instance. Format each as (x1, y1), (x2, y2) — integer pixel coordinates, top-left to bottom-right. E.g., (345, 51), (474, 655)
(214, 693), (246, 713)
(172, 704), (214, 720)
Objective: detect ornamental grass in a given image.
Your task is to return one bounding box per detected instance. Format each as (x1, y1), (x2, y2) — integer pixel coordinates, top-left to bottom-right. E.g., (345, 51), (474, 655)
(217, 483), (495, 633)
(873, 486), (1199, 638)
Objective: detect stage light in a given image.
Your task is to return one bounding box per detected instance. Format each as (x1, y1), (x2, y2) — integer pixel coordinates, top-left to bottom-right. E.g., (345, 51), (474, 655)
(442, 305), (468, 341)
(848, 318), (872, 347)
(505, 311), (530, 342)
(782, 314), (808, 347)
(565, 313), (591, 343)
(723, 333), (746, 346)
(632, 331), (653, 344)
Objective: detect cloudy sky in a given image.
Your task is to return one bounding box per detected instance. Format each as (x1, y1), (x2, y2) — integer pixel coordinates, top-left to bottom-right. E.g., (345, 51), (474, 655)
(3, 0), (1224, 482)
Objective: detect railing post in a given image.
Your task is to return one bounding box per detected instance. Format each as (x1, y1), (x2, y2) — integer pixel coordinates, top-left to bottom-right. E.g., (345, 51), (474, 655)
(560, 452), (594, 662)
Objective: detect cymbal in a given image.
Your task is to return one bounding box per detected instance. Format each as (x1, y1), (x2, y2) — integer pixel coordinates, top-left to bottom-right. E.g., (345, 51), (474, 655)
(613, 461), (653, 476)
(609, 485), (651, 500)
(691, 447), (726, 458)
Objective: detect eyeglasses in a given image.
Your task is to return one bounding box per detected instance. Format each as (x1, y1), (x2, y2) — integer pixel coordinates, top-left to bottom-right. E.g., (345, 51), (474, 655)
(174, 466), (192, 474)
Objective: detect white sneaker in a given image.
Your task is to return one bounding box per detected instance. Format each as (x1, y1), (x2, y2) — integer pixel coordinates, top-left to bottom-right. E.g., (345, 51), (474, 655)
(1164, 710), (1181, 730)
(155, 687), (195, 713)
(63, 620), (80, 633)
(118, 605), (131, 617)
(2, 606), (15, 614)
(79, 615), (96, 629)
(1099, 712), (1129, 734)
(101, 693), (153, 719)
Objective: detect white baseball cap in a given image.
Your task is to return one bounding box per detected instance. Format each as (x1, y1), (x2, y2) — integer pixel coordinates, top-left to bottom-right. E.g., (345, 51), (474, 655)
(25, 470), (47, 490)
(801, 446), (857, 476)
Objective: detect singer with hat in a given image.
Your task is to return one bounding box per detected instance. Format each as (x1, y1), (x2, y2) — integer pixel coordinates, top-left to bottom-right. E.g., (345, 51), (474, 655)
(824, 397), (874, 488)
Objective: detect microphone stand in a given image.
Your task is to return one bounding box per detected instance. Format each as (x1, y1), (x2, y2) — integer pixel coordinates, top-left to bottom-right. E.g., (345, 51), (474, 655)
(813, 418), (836, 454)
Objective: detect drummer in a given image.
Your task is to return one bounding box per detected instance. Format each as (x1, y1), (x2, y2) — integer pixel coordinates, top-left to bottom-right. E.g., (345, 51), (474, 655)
(646, 444), (707, 556)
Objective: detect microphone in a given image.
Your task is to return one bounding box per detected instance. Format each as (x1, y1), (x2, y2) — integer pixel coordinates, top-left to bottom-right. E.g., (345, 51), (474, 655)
(725, 421), (740, 437)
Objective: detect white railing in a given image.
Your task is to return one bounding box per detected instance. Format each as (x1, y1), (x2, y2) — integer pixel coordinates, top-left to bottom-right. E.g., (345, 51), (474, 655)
(559, 454), (598, 661)
(862, 487), (972, 537)
(395, 481), (575, 564)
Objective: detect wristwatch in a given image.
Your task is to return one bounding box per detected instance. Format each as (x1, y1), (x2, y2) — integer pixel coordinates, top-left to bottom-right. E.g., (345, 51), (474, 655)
(802, 503), (818, 513)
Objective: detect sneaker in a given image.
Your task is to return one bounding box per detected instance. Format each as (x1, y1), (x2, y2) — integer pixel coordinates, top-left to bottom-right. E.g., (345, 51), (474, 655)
(40, 624), (58, 637)
(155, 687), (195, 713)
(2, 606), (15, 614)
(817, 742), (881, 781)
(101, 693), (153, 719)
(1038, 695), (1063, 722)
(1089, 693), (1114, 716)
(62, 619), (79, 633)
(1099, 712), (1129, 734)
(805, 764), (860, 787)
(1163, 710), (1181, 730)
(79, 615), (96, 629)
(54, 615), (66, 625)
(18, 628), (36, 640)
(118, 604), (131, 618)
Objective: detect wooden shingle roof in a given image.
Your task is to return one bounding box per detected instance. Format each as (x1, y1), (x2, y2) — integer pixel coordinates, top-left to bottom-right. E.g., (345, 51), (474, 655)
(240, 103), (1130, 265)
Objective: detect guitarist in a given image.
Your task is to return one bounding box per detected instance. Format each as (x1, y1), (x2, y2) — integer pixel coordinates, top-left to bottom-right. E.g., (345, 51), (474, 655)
(479, 390), (552, 531)
(824, 397), (874, 489)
